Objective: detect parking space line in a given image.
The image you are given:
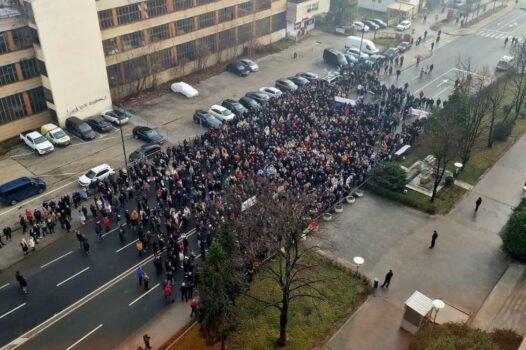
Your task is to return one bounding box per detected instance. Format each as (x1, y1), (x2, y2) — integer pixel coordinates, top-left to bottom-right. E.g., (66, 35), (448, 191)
(102, 223), (127, 238)
(115, 239), (139, 253)
(56, 267), (90, 287)
(65, 324), (103, 350)
(0, 303), (26, 320)
(0, 283), (9, 291)
(128, 284), (160, 306)
(40, 251), (73, 269)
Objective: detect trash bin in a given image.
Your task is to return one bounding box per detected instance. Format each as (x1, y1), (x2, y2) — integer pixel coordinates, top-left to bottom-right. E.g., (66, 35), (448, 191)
(373, 278), (379, 289)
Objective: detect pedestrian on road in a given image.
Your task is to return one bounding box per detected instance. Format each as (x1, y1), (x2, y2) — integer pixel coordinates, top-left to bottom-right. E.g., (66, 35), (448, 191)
(20, 238), (28, 255)
(137, 267), (144, 286)
(381, 269), (393, 288)
(143, 273), (150, 291)
(3, 226), (12, 241)
(475, 197), (482, 212)
(164, 283), (173, 303)
(83, 239), (90, 255)
(400, 55), (404, 67)
(75, 229), (83, 249)
(190, 299), (198, 317)
(424, 30), (428, 40)
(15, 271), (27, 294)
(79, 210), (86, 225)
(505, 37), (509, 47)
(431, 42), (435, 51)
(143, 334), (152, 350)
(429, 230), (438, 249)
(416, 55), (421, 67)
(180, 282), (188, 302)
(95, 221), (102, 241)
(119, 226), (125, 244)
(136, 240), (144, 257)
(396, 69), (401, 80)
(102, 216), (110, 232)
(19, 215), (27, 234)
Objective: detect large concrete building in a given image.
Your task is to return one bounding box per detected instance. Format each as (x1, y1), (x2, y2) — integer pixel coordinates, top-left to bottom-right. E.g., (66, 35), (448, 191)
(0, 0), (287, 141)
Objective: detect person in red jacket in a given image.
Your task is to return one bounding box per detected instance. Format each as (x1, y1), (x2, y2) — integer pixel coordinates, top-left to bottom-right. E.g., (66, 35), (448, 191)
(164, 283), (173, 303)
(190, 299), (198, 317)
(102, 216), (110, 232)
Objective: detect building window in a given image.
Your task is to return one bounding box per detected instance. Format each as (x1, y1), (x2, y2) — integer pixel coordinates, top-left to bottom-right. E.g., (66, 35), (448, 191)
(176, 41), (196, 63)
(173, 0), (192, 11)
(98, 10), (114, 29)
(20, 59), (39, 80)
(150, 24), (170, 43)
(218, 6), (234, 23)
(0, 64), (18, 86)
(12, 27), (33, 50)
(218, 28), (236, 49)
(0, 32), (7, 54)
(103, 38), (119, 56)
(123, 56), (149, 83)
(0, 93), (27, 124)
(198, 34), (216, 53)
(147, 0), (168, 18)
(197, 0), (214, 5)
(27, 87), (47, 114)
(198, 12), (215, 29)
(30, 28), (39, 45)
(176, 18), (195, 35)
(256, 17), (270, 37)
(272, 12), (286, 31)
(150, 48), (176, 73)
(23, 2), (34, 22)
(107, 64), (122, 87)
(121, 31), (145, 51)
(37, 59), (47, 76)
(43, 87), (54, 104)
(238, 23), (252, 43)
(117, 4), (141, 25)
(256, 0), (271, 11)
(238, 1), (253, 17)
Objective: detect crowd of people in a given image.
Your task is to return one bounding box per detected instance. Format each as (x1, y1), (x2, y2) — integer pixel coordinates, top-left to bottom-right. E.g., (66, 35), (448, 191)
(10, 64), (431, 301)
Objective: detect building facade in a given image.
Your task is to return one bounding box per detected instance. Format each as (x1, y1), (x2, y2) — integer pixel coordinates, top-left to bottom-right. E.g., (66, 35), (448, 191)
(286, 0), (329, 39)
(0, 0), (287, 141)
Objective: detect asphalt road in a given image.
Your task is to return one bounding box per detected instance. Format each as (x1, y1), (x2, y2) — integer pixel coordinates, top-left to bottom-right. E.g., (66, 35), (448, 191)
(1, 8), (526, 350)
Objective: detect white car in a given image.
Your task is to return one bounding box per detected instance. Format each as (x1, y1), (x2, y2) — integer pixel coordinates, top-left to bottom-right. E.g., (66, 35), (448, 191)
(396, 20), (412, 31)
(240, 58), (259, 72)
(259, 87), (282, 98)
(208, 105), (235, 121)
(78, 163), (114, 187)
(346, 47), (369, 59)
(351, 21), (369, 32)
(102, 109), (129, 125)
(19, 131), (54, 155)
(170, 82), (198, 98)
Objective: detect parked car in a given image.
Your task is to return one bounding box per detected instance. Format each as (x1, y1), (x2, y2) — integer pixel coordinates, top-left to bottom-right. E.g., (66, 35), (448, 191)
(397, 41), (412, 53)
(259, 86), (283, 97)
(78, 164), (114, 187)
(496, 55), (515, 71)
(226, 62), (250, 77)
(86, 116), (113, 133)
(129, 143), (161, 162)
(323, 48), (348, 67)
(170, 82), (198, 97)
(20, 131), (54, 155)
(193, 110), (222, 128)
(240, 58), (259, 72)
(344, 53), (359, 65)
(0, 176), (46, 206)
(364, 54), (385, 68)
(102, 109), (129, 125)
(382, 47), (400, 60)
(66, 117), (96, 141)
(245, 92), (271, 104)
(239, 96), (260, 110)
(296, 72), (319, 81)
(222, 99), (248, 116)
(288, 76), (310, 86)
(396, 20), (412, 31)
(132, 126), (165, 144)
(364, 20), (380, 31)
(41, 123), (70, 147)
(371, 18), (388, 28)
(351, 21), (369, 32)
(208, 105), (235, 121)
(275, 78), (298, 92)
(346, 47), (369, 59)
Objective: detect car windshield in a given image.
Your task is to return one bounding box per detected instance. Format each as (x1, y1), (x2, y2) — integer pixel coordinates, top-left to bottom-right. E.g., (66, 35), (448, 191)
(34, 136), (47, 144)
(145, 130), (158, 137)
(237, 65), (245, 70)
(206, 115), (217, 122)
(79, 124), (91, 132)
(52, 130), (66, 138)
(221, 110), (231, 116)
(85, 170), (96, 179)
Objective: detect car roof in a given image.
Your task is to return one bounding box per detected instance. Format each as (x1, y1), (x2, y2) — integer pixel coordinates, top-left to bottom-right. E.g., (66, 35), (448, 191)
(134, 126), (152, 131)
(89, 164), (111, 172)
(210, 104), (227, 110)
(140, 143), (161, 150)
(25, 131), (44, 138)
(0, 176), (32, 192)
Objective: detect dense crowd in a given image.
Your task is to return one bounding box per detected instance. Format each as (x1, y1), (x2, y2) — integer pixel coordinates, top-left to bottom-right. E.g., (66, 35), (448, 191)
(7, 66), (428, 301)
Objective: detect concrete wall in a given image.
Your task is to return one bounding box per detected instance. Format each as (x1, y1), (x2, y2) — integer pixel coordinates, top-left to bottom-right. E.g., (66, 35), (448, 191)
(29, 0), (112, 125)
(286, 0), (330, 23)
(357, 0), (391, 13)
(0, 110), (50, 142)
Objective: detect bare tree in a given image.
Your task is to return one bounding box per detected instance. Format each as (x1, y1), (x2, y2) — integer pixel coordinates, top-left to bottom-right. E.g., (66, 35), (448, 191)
(509, 38), (526, 121)
(486, 77), (508, 147)
(196, 41), (211, 72)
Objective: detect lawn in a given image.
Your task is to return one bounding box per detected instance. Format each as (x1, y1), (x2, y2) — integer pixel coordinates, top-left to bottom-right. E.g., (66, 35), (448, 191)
(168, 254), (368, 350)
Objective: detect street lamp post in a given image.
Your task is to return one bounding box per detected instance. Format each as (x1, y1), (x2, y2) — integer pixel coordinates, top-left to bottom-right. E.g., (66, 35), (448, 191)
(358, 19), (366, 57)
(119, 121), (128, 172)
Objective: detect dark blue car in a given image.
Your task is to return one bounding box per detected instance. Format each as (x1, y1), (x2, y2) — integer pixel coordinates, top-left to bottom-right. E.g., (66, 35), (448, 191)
(0, 177), (46, 206)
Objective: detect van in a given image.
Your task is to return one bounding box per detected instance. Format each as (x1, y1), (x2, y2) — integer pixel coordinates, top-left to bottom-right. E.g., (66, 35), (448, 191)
(0, 177), (46, 206)
(65, 117), (96, 141)
(323, 48), (347, 68)
(345, 36), (379, 55)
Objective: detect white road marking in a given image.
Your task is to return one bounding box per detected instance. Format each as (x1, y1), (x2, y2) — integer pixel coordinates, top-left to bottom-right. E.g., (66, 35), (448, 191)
(40, 251), (73, 269)
(0, 283), (10, 291)
(0, 303), (26, 320)
(432, 86), (451, 99)
(38, 173), (82, 177)
(65, 324), (103, 350)
(128, 284), (160, 306)
(102, 223), (127, 238)
(115, 238), (139, 253)
(9, 152), (34, 158)
(56, 267), (90, 287)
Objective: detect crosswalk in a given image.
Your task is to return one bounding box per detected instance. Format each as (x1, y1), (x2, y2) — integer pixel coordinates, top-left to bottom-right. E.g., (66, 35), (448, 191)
(477, 29), (517, 41)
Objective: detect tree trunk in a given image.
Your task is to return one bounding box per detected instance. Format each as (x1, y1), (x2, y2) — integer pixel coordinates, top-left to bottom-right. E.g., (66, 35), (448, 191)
(277, 296), (289, 346)
(488, 113), (496, 148)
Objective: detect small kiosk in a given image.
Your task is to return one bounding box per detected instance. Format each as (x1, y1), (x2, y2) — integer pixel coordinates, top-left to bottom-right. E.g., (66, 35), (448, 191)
(400, 291), (434, 334)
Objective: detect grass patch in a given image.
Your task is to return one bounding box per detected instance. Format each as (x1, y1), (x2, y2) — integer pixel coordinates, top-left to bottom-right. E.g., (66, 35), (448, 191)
(272, 38), (296, 51)
(168, 254), (368, 350)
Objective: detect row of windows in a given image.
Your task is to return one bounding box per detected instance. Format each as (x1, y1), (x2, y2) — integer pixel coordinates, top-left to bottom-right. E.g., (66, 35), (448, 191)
(98, 0), (271, 29)
(107, 13), (286, 87)
(0, 87), (47, 125)
(0, 27), (33, 55)
(0, 59), (41, 86)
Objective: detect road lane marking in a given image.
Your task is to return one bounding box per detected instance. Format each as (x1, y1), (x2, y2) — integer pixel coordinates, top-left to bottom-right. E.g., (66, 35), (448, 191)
(0, 303), (26, 320)
(40, 251), (73, 269)
(102, 223), (127, 238)
(56, 267), (90, 287)
(432, 86), (451, 99)
(128, 284), (160, 306)
(0, 283), (9, 291)
(65, 324), (103, 350)
(115, 238), (139, 253)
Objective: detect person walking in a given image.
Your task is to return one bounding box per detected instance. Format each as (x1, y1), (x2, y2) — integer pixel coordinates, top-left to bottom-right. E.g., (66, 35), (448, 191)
(164, 283), (173, 303)
(102, 216), (110, 232)
(143, 273), (150, 290)
(3, 226), (12, 241)
(180, 282), (188, 302)
(19, 215), (27, 234)
(95, 221), (102, 241)
(15, 271), (28, 294)
(137, 267), (144, 286)
(505, 37), (509, 47)
(429, 230), (438, 249)
(75, 229), (84, 249)
(83, 239), (90, 255)
(190, 299), (198, 317)
(475, 197), (482, 212)
(381, 269), (393, 288)
(136, 240), (144, 258)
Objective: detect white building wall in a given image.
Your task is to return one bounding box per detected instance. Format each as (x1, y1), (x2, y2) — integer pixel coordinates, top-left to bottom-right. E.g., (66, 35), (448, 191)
(29, 0), (112, 125)
(357, 0), (392, 13)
